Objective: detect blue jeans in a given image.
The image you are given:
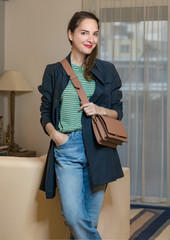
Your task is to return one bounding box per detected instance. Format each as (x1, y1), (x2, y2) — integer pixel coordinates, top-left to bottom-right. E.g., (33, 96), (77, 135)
(54, 130), (105, 240)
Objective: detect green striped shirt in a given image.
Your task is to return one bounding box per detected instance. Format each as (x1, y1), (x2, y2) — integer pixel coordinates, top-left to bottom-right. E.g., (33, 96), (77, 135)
(58, 64), (96, 133)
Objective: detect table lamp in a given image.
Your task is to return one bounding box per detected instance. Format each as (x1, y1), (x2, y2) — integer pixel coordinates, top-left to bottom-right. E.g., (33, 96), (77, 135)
(0, 70), (33, 151)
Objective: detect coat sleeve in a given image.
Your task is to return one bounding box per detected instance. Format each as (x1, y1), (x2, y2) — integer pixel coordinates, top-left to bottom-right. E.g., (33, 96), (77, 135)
(110, 64), (123, 121)
(38, 65), (54, 135)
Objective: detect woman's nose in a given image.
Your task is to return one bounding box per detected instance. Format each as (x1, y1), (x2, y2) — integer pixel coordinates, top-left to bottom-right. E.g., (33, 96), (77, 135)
(87, 34), (93, 42)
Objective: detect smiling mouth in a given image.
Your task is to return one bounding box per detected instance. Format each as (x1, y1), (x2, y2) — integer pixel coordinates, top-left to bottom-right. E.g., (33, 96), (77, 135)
(84, 44), (93, 48)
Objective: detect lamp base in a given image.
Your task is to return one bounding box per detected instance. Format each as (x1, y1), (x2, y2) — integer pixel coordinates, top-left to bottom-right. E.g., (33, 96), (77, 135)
(9, 91), (20, 152)
(9, 142), (20, 152)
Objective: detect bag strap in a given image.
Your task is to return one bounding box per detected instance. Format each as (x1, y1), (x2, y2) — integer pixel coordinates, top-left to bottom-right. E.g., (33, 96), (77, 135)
(60, 58), (89, 105)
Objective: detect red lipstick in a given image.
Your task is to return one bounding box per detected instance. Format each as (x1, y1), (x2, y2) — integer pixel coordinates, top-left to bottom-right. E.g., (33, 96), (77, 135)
(85, 44), (92, 48)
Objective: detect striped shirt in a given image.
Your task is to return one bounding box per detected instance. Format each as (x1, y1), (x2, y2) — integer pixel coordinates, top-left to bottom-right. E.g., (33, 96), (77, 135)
(58, 63), (96, 133)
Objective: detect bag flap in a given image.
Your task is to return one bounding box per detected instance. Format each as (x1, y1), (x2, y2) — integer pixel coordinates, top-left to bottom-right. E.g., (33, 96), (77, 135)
(97, 115), (128, 139)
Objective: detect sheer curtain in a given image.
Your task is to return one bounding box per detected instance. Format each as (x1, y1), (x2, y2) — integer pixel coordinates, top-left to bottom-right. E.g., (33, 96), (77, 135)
(83, 0), (170, 206)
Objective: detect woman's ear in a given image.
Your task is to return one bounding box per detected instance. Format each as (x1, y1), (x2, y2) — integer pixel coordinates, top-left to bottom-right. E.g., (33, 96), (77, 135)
(68, 29), (73, 42)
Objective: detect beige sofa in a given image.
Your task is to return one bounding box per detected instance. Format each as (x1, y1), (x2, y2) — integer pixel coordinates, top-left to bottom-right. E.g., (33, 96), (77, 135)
(0, 155), (130, 240)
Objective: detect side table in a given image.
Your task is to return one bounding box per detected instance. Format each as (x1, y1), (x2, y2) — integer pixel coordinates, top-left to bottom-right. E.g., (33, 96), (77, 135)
(8, 150), (36, 157)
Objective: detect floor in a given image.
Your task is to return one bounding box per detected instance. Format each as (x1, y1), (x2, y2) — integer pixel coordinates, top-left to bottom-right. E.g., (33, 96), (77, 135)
(130, 208), (170, 240)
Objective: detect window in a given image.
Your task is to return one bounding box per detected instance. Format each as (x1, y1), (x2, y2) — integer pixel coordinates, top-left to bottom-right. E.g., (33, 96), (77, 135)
(99, 5), (168, 203)
(121, 45), (130, 53)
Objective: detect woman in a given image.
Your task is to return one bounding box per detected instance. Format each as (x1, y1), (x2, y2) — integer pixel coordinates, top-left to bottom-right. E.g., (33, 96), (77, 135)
(39, 11), (124, 240)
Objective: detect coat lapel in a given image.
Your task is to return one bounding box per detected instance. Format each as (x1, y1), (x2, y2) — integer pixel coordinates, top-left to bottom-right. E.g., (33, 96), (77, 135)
(90, 63), (105, 103)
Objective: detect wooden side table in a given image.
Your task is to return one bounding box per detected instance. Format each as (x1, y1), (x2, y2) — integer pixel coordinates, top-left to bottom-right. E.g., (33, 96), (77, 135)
(8, 150), (36, 157)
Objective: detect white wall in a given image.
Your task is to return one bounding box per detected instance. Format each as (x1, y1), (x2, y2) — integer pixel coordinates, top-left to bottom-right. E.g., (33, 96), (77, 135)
(4, 0), (82, 156)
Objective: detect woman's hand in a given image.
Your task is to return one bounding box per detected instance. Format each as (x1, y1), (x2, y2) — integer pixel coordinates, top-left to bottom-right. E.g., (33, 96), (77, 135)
(79, 102), (118, 119)
(79, 103), (106, 116)
(45, 123), (69, 147)
(50, 131), (69, 147)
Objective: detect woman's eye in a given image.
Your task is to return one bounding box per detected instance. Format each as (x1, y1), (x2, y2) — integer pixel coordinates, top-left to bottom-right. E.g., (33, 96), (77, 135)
(81, 32), (87, 35)
(94, 32), (99, 37)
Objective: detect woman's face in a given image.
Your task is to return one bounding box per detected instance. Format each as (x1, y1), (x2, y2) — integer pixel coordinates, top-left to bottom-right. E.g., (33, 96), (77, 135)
(68, 18), (99, 58)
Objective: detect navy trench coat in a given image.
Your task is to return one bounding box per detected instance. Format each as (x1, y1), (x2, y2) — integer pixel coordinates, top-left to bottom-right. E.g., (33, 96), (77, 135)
(38, 53), (124, 199)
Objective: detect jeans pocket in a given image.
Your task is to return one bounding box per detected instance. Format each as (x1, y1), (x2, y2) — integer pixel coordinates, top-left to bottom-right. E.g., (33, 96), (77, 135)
(56, 135), (70, 148)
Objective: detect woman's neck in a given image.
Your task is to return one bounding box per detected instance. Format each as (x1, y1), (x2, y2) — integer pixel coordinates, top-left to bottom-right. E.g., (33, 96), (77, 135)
(70, 51), (85, 66)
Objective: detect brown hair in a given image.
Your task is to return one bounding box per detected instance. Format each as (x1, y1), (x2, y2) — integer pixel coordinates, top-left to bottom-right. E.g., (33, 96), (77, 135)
(67, 11), (100, 81)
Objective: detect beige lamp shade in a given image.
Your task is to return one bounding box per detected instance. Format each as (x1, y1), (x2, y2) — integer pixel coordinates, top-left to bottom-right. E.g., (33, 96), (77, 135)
(0, 70), (32, 92)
